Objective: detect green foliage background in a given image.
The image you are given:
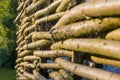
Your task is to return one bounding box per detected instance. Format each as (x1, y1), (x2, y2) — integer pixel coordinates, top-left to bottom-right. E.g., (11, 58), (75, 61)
(0, 0), (18, 68)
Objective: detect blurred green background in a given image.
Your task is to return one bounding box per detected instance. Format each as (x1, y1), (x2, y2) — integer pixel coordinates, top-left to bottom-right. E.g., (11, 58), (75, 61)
(0, 0), (17, 80)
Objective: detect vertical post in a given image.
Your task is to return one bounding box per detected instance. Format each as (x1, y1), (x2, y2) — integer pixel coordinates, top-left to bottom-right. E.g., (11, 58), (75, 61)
(72, 51), (84, 80)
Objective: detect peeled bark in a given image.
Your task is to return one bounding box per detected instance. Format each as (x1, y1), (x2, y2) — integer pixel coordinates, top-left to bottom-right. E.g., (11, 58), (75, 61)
(18, 40), (25, 48)
(32, 32), (51, 41)
(38, 63), (62, 69)
(19, 22), (31, 34)
(16, 58), (23, 63)
(34, 0), (62, 19)
(19, 62), (28, 66)
(23, 0), (32, 10)
(55, 58), (120, 80)
(51, 17), (120, 40)
(22, 40), (52, 50)
(15, 64), (20, 69)
(21, 15), (33, 25)
(14, 10), (24, 25)
(49, 71), (65, 80)
(106, 28), (120, 41)
(51, 39), (120, 60)
(53, 0), (120, 29)
(25, 32), (34, 40)
(56, 0), (71, 12)
(17, 2), (24, 12)
(23, 55), (40, 61)
(24, 63), (35, 68)
(18, 50), (31, 57)
(23, 71), (36, 80)
(16, 36), (24, 44)
(91, 56), (120, 68)
(35, 12), (65, 25)
(59, 69), (74, 80)
(25, 0), (46, 15)
(34, 50), (73, 58)
(33, 69), (47, 80)
(23, 24), (36, 36)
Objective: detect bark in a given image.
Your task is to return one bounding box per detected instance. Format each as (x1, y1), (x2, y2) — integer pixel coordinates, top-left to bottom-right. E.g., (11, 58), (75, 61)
(23, 55), (40, 61)
(23, 24), (36, 36)
(38, 63), (62, 69)
(34, 0), (62, 19)
(21, 15), (33, 25)
(56, 0), (71, 12)
(53, 0), (120, 28)
(14, 10), (24, 25)
(25, 0), (46, 15)
(51, 17), (120, 40)
(33, 50), (73, 58)
(23, 0), (32, 10)
(16, 58), (23, 63)
(23, 71), (36, 80)
(17, 76), (28, 80)
(24, 32), (34, 40)
(59, 69), (74, 80)
(20, 11), (26, 20)
(51, 39), (120, 60)
(16, 36), (24, 44)
(33, 69), (47, 80)
(91, 56), (120, 68)
(19, 62), (28, 66)
(18, 50), (31, 57)
(32, 32), (51, 41)
(35, 12), (65, 25)
(55, 58), (120, 80)
(49, 71), (65, 80)
(17, 2), (24, 12)
(106, 28), (120, 41)
(24, 63), (35, 68)
(18, 40), (25, 48)
(19, 22), (31, 34)
(22, 40), (52, 50)
(15, 64), (20, 69)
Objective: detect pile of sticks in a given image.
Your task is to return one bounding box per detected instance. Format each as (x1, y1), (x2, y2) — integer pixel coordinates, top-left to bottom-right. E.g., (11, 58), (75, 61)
(14, 0), (120, 80)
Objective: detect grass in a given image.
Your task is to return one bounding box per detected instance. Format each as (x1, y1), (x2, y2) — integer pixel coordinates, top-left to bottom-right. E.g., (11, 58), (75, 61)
(0, 67), (16, 80)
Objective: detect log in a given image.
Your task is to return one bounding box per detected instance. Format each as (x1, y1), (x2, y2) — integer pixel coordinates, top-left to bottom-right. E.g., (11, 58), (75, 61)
(19, 22), (31, 34)
(55, 58), (120, 80)
(106, 28), (120, 41)
(23, 55), (40, 61)
(21, 15), (33, 25)
(52, 0), (120, 28)
(38, 63), (62, 69)
(51, 39), (120, 60)
(33, 69), (47, 80)
(56, 0), (71, 12)
(35, 12), (65, 25)
(91, 56), (120, 68)
(24, 32), (34, 40)
(25, 0), (46, 15)
(18, 50), (32, 57)
(23, 71), (36, 80)
(23, 24), (36, 36)
(17, 2), (24, 12)
(59, 69), (74, 80)
(34, 50), (73, 57)
(16, 36), (24, 44)
(22, 39), (52, 50)
(16, 58), (23, 63)
(51, 17), (120, 40)
(34, 0), (62, 19)
(32, 32), (51, 41)
(49, 71), (65, 80)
